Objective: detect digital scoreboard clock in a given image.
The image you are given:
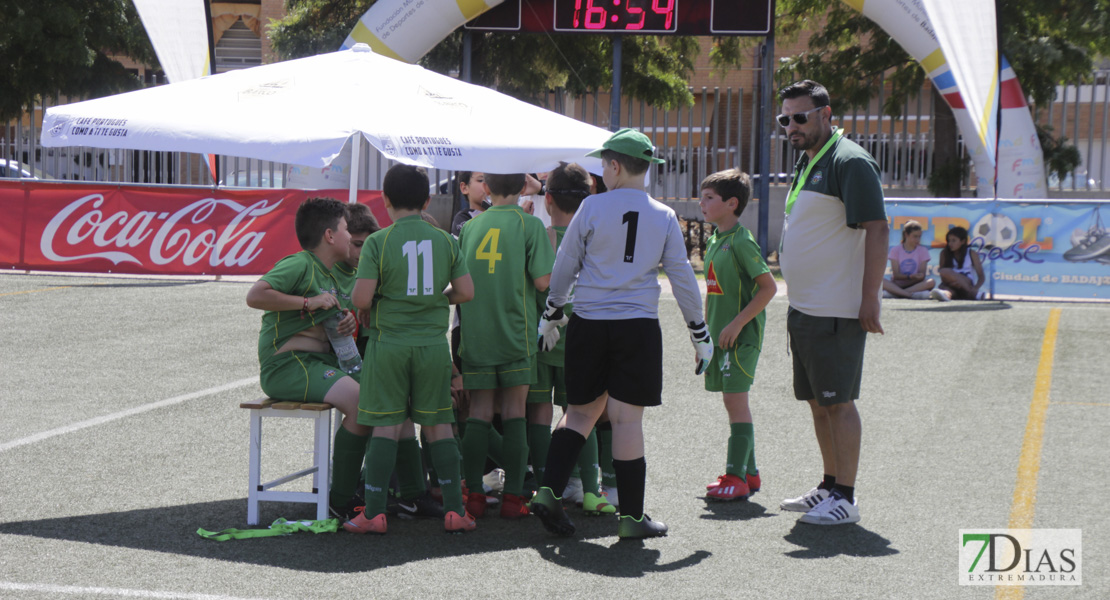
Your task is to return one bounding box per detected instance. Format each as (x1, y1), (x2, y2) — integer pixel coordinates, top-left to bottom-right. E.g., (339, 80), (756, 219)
(552, 0), (678, 33)
(466, 0), (772, 36)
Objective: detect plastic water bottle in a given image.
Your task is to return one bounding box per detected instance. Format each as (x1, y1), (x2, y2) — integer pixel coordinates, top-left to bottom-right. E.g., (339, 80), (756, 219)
(324, 311), (362, 376)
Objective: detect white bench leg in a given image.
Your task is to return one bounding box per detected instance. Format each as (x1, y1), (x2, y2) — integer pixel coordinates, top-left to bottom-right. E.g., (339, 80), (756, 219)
(315, 410), (332, 521)
(247, 409), (263, 526)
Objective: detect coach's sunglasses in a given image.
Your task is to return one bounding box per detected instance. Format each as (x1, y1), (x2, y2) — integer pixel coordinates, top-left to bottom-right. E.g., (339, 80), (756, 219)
(776, 105), (827, 127)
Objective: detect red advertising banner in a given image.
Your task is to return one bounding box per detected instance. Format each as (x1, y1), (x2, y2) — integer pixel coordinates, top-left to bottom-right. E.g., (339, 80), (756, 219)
(0, 181), (388, 276)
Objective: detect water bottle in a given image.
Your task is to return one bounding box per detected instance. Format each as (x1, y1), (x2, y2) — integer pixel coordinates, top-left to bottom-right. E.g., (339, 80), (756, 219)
(324, 311), (362, 376)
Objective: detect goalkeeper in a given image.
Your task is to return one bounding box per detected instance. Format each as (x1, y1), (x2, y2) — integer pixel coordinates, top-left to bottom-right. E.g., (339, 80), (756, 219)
(530, 128), (713, 540)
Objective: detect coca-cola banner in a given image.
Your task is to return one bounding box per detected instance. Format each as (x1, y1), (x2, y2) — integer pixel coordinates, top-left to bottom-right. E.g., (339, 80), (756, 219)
(1, 181), (388, 276)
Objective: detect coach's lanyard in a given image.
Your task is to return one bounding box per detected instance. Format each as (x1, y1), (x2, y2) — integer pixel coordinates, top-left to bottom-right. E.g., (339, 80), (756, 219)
(785, 128), (843, 216)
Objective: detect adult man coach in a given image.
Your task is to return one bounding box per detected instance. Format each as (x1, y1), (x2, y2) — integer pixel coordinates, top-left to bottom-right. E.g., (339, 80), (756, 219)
(776, 80), (888, 525)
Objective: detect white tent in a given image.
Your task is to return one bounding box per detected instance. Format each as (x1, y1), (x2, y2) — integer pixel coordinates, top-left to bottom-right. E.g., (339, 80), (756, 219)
(41, 44), (612, 200)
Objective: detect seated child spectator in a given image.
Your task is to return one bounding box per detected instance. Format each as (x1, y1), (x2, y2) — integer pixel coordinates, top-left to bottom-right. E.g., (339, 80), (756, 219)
(344, 164), (476, 534)
(932, 225), (985, 301)
(883, 220), (936, 300)
(245, 197), (370, 520)
(698, 168), (776, 501)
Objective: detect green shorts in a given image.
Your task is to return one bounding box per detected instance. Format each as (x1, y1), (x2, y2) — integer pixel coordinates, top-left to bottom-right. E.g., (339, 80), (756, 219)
(357, 340), (454, 427)
(703, 344), (760, 393)
(529, 359), (566, 406)
(260, 351), (348, 403)
(461, 356), (535, 390)
(787, 308), (867, 406)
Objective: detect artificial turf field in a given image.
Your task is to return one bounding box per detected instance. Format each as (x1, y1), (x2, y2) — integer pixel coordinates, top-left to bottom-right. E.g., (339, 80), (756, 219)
(0, 271), (1106, 599)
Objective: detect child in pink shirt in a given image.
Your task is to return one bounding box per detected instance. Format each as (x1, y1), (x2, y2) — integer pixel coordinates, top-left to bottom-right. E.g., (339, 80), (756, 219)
(882, 220), (936, 299)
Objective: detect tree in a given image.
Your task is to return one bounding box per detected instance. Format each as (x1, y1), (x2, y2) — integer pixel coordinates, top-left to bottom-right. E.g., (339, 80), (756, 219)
(711, 0), (1110, 195)
(0, 0), (156, 122)
(269, 0), (699, 109)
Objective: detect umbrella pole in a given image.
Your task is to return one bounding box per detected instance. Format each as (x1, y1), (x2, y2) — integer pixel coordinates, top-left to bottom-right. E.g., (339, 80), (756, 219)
(348, 134), (361, 204)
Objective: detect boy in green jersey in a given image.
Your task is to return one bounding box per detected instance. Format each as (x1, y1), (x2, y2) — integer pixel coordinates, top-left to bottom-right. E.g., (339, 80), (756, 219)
(457, 172), (556, 519)
(344, 164), (476, 535)
(697, 169), (777, 501)
(245, 197), (370, 520)
(529, 162), (616, 516)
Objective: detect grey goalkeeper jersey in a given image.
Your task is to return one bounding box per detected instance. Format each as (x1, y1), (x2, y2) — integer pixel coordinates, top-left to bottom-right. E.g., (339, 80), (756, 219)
(548, 188), (704, 324)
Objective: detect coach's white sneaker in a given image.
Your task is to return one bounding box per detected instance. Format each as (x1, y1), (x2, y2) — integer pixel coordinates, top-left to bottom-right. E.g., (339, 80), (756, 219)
(798, 490), (860, 525)
(780, 486), (830, 513)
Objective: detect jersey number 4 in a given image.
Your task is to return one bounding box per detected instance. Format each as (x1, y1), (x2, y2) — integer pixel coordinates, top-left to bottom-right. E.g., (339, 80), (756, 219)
(476, 228), (503, 274)
(401, 239), (434, 296)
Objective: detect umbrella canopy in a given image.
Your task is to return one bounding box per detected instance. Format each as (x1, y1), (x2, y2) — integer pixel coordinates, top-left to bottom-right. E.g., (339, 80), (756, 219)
(41, 44), (612, 174)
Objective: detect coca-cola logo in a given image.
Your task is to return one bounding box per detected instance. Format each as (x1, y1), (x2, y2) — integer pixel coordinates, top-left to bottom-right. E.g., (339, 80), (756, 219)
(40, 194), (283, 267)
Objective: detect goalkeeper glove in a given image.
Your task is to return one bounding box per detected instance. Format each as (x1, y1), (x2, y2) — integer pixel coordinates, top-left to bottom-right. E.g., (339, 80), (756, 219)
(688, 320), (714, 375)
(537, 300), (569, 352)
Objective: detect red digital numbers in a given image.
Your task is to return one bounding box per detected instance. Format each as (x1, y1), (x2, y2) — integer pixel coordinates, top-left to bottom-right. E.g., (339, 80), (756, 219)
(565, 0), (676, 32)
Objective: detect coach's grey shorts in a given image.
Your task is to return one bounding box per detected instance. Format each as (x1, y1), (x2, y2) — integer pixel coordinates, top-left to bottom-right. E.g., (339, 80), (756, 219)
(787, 307), (867, 406)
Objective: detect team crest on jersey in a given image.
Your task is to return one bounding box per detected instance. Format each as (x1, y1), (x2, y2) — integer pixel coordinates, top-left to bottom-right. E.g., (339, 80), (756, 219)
(811, 171), (824, 185)
(721, 244), (730, 251)
(706, 263), (724, 295)
(323, 369), (337, 379)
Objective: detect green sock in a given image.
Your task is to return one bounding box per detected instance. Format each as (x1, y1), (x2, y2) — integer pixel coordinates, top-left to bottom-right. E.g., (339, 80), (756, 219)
(727, 422), (755, 477)
(329, 427), (369, 506)
(598, 426), (616, 488)
(429, 438), (465, 516)
(486, 426), (504, 468)
(461, 418), (491, 493)
(577, 428), (601, 495)
(396, 437), (426, 499)
(364, 437), (398, 518)
(527, 423), (552, 482)
(501, 417), (528, 496)
(420, 430), (439, 490)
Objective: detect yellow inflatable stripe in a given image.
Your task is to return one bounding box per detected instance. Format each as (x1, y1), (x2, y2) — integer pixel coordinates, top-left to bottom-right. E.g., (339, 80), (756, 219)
(350, 19), (405, 62)
(921, 48), (946, 73)
(977, 70), (999, 148)
(456, 0), (491, 19)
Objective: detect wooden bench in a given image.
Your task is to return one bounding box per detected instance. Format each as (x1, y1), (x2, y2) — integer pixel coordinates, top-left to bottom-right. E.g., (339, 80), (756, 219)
(240, 397), (337, 525)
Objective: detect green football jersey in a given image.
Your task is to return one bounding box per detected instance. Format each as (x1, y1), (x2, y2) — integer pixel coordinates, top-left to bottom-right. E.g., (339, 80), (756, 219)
(331, 261), (357, 311)
(704, 223), (770, 350)
(457, 204), (555, 366)
(537, 226), (572, 367)
(257, 251), (344, 364)
(356, 215), (468, 346)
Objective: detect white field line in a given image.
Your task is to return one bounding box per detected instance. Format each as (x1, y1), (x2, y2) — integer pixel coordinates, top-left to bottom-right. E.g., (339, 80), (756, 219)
(0, 582), (273, 600)
(0, 377), (258, 453)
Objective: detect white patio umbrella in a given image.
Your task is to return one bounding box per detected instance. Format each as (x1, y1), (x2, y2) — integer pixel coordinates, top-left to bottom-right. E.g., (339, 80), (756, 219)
(41, 44), (613, 201)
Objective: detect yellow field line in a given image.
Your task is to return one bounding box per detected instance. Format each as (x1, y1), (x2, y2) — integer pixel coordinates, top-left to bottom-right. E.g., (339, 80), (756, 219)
(0, 286), (73, 297)
(995, 307), (1061, 600)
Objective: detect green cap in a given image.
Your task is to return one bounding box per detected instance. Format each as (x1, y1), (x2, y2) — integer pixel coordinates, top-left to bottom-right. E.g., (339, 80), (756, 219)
(586, 128), (665, 164)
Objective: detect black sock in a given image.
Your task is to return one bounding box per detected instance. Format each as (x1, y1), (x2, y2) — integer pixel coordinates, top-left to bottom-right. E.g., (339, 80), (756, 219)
(819, 474), (837, 490)
(613, 457), (646, 520)
(833, 483), (855, 503)
(541, 428), (586, 497)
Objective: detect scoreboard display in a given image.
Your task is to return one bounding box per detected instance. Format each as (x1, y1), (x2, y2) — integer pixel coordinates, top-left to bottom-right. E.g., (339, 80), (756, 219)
(466, 0), (772, 36)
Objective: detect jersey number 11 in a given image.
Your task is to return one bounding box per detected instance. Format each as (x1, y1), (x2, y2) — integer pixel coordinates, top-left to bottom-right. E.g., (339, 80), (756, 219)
(402, 239), (434, 296)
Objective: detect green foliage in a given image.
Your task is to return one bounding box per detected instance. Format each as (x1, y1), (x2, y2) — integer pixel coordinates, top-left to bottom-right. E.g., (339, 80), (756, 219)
(1036, 124), (1082, 183)
(269, 1), (698, 109)
(927, 156), (969, 198)
(0, 0), (155, 121)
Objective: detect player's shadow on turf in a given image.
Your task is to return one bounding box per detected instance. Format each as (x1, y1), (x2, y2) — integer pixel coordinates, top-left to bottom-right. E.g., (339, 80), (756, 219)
(782, 521), (899, 559)
(535, 536), (711, 577)
(0, 499), (622, 573)
(698, 499), (774, 521)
